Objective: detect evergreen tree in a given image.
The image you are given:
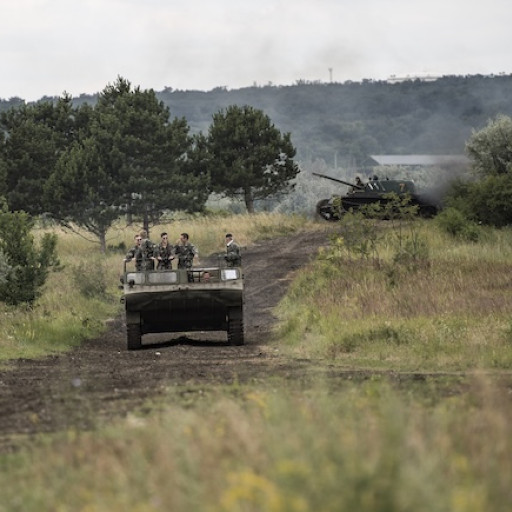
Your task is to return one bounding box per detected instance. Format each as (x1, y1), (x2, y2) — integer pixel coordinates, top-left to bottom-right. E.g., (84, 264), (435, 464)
(0, 142), (6, 199)
(96, 77), (209, 233)
(45, 137), (121, 252)
(207, 105), (299, 213)
(45, 77), (209, 250)
(0, 203), (59, 305)
(0, 95), (85, 215)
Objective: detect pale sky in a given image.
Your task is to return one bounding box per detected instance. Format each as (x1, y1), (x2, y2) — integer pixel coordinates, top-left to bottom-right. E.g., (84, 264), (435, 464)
(1, 0), (511, 101)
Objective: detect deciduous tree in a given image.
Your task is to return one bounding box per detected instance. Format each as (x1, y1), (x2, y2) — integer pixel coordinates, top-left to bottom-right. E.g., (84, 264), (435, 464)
(466, 114), (512, 177)
(447, 114), (512, 226)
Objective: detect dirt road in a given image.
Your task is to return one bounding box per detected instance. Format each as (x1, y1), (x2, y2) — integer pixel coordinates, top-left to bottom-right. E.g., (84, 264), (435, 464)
(0, 228), (332, 451)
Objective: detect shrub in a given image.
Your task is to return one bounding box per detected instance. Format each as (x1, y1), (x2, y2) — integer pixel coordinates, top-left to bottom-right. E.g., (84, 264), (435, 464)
(435, 207), (481, 241)
(444, 173), (512, 228)
(71, 260), (108, 298)
(0, 205), (59, 305)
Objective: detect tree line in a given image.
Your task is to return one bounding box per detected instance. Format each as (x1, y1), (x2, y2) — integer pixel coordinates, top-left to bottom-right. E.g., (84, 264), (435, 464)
(0, 77), (299, 305)
(157, 74), (512, 165)
(0, 77), (299, 252)
(13, 73), (505, 167)
(1, 74), (512, 306)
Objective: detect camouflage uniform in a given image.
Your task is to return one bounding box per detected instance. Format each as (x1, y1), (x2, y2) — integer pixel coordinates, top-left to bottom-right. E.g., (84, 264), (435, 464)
(174, 242), (198, 269)
(155, 243), (174, 270)
(125, 245), (143, 271)
(126, 238), (155, 271)
(225, 239), (242, 267)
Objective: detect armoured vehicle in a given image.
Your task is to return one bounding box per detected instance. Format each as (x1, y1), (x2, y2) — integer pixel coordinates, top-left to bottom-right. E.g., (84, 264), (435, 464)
(313, 172), (440, 220)
(120, 261), (244, 350)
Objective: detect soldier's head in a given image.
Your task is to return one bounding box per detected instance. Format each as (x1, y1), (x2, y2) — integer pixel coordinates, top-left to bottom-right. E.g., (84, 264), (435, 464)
(226, 233), (233, 242)
(160, 232), (168, 242)
(180, 233), (189, 243)
(134, 234), (142, 246)
(139, 229), (148, 239)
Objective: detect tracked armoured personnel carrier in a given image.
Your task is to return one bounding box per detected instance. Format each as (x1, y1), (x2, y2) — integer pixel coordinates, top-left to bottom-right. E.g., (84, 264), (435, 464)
(120, 262), (244, 350)
(313, 172), (440, 220)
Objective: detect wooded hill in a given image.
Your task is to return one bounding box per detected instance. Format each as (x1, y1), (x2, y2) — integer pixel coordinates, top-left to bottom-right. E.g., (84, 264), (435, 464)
(4, 74), (512, 167)
(159, 75), (512, 165)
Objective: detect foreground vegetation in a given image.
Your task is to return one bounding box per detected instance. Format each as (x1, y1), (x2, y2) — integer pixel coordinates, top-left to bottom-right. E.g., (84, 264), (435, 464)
(1, 212), (512, 511)
(2, 377), (511, 512)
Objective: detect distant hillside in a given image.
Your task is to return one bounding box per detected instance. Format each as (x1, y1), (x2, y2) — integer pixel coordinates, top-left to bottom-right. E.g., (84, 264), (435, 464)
(161, 75), (512, 163)
(3, 74), (512, 167)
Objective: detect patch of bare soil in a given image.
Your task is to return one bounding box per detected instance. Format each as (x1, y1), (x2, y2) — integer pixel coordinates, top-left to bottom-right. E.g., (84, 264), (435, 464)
(0, 227), (334, 452)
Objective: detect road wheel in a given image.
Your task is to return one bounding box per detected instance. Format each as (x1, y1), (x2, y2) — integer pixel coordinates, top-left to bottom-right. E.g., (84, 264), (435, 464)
(127, 323), (142, 350)
(227, 307), (244, 346)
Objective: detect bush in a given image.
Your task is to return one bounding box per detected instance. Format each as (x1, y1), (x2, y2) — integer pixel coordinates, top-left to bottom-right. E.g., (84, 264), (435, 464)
(435, 207), (481, 241)
(445, 173), (512, 228)
(0, 206), (59, 305)
(71, 260), (108, 298)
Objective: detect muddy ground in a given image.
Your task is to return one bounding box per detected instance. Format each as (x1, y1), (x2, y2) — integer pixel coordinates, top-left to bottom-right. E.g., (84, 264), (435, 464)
(0, 228), (337, 452)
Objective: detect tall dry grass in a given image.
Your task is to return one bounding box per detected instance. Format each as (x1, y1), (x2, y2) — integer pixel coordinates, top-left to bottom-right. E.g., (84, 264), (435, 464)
(276, 221), (512, 370)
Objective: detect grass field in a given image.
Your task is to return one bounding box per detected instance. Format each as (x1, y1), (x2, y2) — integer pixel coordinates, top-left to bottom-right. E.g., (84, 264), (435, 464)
(1, 212), (511, 511)
(276, 218), (512, 371)
(1, 376), (511, 512)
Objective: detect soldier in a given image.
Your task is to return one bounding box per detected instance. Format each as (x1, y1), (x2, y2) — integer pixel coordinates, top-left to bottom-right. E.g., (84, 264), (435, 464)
(138, 229), (156, 270)
(174, 232), (198, 269)
(125, 230), (156, 271)
(155, 231), (174, 270)
(124, 233), (143, 271)
(224, 233), (241, 267)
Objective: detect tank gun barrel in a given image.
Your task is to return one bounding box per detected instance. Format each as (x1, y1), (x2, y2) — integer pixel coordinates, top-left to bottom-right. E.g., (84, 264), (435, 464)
(312, 172), (364, 190)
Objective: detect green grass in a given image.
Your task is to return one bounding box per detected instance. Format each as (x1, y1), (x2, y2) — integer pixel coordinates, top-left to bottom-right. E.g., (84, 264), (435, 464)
(276, 220), (512, 371)
(1, 214), (512, 511)
(1, 377), (511, 512)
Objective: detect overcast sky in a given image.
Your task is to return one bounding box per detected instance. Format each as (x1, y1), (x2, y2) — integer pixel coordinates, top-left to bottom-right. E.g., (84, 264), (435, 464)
(1, 0), (511, 101)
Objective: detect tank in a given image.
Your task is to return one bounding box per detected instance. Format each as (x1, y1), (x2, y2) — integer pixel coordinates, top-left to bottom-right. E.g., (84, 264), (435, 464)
(313, 172), (440, 220)
(120, 261), (244, 350)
